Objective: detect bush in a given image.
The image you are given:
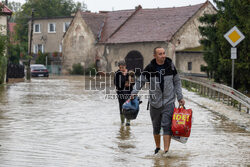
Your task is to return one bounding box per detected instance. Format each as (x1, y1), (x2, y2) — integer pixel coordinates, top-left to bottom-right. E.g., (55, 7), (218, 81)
(0, 33), (7, 84)
(35, 52), (48, 65)
(84, 64), (96, 76)
(0, 56), (7, 84)
(70, 63), (97, 75)
(71, 63), (84, 75)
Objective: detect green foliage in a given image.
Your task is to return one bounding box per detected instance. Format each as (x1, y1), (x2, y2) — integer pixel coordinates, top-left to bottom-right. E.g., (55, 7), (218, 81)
(199, 0), (250, 91)
(70, 63), (84, 75)
(0, 56), (7, 84)
(35, 51), (48, 65)
(8, 44), (21, 64)
(0, 33), (7, 84)
(70, 63), (96, 75)
(84, 64), (96, 76)
(0, 35), (6, 57)
(5, 1), (22, 13)
(14, 0), (87, 54)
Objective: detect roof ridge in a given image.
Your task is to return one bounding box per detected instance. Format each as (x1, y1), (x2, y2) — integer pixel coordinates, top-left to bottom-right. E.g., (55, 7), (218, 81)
(169, 1), (208, 42)
(106, 5), (142, 42)
(141, 2), (205, 10)
(81, 11), (106, 16)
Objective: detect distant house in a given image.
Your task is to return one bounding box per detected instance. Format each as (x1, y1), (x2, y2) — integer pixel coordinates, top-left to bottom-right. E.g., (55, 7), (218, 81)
(28, 16), (73, 74)
(28, 16), (73, 55)
(62, 1), (216, 75)
(0, 3), (12, 35)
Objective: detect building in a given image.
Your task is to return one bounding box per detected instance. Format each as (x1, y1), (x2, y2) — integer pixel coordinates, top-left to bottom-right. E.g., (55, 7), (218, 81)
(0, 3), (12, 35)
(28, 16), (73, 54)
(28, 16), (73, 74)
(62, 1), (216, 75)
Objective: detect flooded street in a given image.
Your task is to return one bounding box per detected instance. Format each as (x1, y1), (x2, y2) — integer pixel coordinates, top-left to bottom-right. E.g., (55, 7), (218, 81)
(0, 76), (249, 167)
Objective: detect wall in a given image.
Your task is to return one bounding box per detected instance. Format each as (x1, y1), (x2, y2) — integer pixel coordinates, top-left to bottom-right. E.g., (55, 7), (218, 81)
(62, 12), (101, 74)
(169, 2), (217, 65)
(105, 42), (168, 72)
(0, 16), (7, 35)
(28, 17), (73, 54)
(175, 51), (206, 76)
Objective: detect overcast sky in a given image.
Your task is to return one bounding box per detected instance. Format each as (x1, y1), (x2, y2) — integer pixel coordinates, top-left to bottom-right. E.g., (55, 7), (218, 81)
(9, 0), (215, 12)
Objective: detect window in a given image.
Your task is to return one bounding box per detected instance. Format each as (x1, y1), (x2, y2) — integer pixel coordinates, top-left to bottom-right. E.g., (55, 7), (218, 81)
(34, 24), (41, 33)
(48, 23), (56, 33)
(188, 62), (192, 71)
(59, 44), (62, 52)
(63, 22), (70, 32)
(33, 44), (44, 54)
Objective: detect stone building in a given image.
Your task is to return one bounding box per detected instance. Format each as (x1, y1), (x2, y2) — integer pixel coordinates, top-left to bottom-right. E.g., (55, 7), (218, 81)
(62, 1), (217, 75)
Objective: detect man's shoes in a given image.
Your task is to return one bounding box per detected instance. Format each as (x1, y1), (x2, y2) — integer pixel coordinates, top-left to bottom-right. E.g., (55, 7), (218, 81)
(125, 122), (130, 126)
(154, 148), (161, 154)
(162, 150), (168, 157)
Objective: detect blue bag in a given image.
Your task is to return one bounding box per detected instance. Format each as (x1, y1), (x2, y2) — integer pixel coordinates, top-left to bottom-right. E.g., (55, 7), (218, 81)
(122, 96), (141, 120)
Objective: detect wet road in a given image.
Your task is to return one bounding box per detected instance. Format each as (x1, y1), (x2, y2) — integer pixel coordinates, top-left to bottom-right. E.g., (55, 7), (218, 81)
(0, 76), (249, 167)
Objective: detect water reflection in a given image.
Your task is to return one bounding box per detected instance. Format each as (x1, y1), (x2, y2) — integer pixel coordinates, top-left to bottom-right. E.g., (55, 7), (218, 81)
(117, 125), (131, 140)
(0, 76), (249, 167)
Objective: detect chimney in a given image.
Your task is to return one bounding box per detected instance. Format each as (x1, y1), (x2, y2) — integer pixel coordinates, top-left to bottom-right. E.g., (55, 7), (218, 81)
(135, 5), (142, 10)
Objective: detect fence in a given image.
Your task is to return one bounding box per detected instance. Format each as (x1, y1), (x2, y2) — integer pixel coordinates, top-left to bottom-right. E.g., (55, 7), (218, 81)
(7, 63), (25, 78)
(180, 76), (250, 113)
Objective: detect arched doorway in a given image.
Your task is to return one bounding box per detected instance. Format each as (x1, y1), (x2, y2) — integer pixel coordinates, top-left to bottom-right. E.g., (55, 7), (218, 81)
(125, 51), (143, 73)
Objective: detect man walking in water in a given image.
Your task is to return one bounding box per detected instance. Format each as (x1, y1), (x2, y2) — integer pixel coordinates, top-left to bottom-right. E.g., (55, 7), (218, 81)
(131, 47), (185, 157)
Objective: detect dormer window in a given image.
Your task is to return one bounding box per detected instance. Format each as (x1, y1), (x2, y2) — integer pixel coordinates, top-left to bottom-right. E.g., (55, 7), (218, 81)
(48, 23), (56, 33)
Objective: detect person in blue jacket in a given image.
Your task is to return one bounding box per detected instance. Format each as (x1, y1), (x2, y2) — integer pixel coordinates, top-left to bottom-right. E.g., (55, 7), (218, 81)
(131, 47), (185, 157)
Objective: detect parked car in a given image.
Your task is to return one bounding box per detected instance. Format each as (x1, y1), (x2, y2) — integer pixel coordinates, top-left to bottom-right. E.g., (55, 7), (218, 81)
(30, 64), (49, 77)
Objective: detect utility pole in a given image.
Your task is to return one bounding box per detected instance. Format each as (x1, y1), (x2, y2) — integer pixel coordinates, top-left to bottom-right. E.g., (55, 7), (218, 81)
(5, 0), (9, 83)
(27, 9), (34, 80)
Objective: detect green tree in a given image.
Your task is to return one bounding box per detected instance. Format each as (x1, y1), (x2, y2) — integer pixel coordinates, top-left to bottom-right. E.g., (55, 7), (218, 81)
(0, 32), (7, 84)
(75, 1), (87, 12)
(5, 1), (21, 13)
(199, 0), (249, 91)
(199, 13), (221, 81)
(13, 0), (87, 60)
(35, 51), (47, 65)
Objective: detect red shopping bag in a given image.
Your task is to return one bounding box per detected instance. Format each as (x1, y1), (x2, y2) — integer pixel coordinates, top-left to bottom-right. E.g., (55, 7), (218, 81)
(171, 106), (192, 137)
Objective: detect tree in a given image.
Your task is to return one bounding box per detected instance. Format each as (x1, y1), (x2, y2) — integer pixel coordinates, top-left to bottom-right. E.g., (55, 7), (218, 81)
(0, 32), (7, 84)
(199, 0), (249, 91)
(199, 13), (221, 81)
(75, 1), (87, 12)
(0, 4), (8, 84)
(12, 0), (87, 62)
(5, 1), (21, 13)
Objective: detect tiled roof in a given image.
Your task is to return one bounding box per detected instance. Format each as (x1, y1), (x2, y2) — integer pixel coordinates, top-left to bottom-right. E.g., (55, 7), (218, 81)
(81, 12), (106, 38)
(98, 9), (136, 42)
(104, 3), (204, 43)
(0, 3), (12, 15)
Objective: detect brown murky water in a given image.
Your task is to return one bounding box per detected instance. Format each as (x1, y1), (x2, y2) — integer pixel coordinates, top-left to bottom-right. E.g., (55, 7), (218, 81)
(0, 76), (249, 167)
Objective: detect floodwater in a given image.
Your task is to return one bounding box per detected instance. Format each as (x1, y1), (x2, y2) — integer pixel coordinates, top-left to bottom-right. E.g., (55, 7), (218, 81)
(0, 76), (249, 167)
